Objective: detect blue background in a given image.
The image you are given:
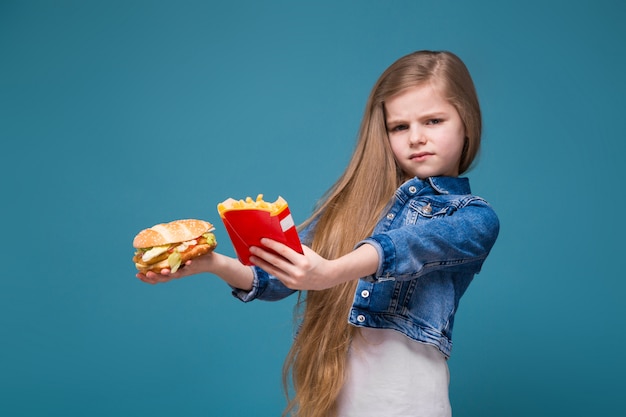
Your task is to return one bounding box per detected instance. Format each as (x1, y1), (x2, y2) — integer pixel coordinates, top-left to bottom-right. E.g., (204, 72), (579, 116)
(2, 1), (625, 416)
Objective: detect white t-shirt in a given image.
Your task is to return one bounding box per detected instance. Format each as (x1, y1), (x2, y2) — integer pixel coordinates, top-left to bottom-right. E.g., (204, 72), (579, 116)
(336, 327), (452, 417)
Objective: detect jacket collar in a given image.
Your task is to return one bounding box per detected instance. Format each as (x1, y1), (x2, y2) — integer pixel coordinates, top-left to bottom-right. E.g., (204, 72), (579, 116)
(399, 176), (471, 196)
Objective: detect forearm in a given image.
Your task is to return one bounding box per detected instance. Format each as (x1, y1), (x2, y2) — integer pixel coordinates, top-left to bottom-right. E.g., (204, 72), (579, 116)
(328, 243), (379, 286)
(207, 252), (254, 291)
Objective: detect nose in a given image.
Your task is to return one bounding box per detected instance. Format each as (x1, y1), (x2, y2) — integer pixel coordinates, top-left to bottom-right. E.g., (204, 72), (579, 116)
(409, 127), (426, 146)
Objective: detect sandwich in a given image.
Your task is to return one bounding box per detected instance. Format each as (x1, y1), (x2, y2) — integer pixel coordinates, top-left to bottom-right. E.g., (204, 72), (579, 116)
(133, 219), (217, 273)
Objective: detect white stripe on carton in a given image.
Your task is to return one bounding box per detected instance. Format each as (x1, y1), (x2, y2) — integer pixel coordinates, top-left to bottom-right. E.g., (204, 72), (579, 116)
(280, 214), (295, 232)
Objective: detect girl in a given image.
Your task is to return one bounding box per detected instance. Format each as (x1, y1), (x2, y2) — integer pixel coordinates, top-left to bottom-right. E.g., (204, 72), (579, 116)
(138, 50), (500, 417)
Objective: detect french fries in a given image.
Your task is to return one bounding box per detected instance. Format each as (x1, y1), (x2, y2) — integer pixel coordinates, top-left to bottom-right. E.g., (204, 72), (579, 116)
(217, 194), (288, 216)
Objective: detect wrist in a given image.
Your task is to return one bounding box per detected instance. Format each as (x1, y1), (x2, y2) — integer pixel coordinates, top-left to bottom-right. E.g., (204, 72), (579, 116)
(210, 252), (254, 291)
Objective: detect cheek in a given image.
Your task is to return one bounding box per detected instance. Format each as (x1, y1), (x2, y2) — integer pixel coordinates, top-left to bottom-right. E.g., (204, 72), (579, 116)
(443, 132), (466, 162)
(450, 125), (466, 152)
(388, 137), (404, 159)
(451, 139), (466, 161)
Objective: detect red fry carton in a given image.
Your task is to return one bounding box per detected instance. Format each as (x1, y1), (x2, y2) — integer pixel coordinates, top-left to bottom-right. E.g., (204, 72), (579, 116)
(217, 195), (303, 266)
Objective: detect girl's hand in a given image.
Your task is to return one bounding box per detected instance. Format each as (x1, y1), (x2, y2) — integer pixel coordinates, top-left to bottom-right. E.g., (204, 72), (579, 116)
(136, 252), (214, 285)
(250, 238), (380, 291)
(249, 238), (341, 291)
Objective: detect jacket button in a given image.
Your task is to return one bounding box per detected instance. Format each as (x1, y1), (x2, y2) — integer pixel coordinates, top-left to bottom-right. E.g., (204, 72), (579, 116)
(361, 290), (370, 298)
(357, 315), (366, 323)
(386, 213), (394, 220)
(409, 186), (417, 193)
(423, 203), (432, 214)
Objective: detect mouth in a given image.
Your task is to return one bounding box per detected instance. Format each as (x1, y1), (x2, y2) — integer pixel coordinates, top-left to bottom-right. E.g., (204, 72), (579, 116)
(409, 152), (433, 162)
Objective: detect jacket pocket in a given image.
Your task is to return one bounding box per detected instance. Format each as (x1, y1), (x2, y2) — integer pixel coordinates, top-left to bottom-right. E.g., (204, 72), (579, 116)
(407, 199), (450, 222)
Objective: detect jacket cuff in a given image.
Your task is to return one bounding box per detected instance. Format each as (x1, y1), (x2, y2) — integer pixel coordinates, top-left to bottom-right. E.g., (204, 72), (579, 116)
(230, 266), (268, 302)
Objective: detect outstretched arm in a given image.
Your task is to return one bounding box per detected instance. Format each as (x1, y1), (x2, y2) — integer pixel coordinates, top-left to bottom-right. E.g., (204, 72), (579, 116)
(249, 238), (379, 291)
(136, 237), (378, 292)
(136, 251), (254, 291)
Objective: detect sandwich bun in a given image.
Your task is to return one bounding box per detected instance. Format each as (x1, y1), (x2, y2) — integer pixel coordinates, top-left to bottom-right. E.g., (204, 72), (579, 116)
(133, 219), (214, 248)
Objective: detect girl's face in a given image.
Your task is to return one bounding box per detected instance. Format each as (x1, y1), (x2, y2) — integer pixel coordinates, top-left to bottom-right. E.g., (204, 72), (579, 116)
(385, 83), (466, 180)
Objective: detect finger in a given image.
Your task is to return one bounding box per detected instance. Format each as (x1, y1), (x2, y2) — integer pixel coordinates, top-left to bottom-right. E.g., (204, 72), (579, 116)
(145, 270), (166, 279)
(137, 273), (159, 285)
(136, 273), (153, 284)
(259, 238), (301, 262)
(249, 248), (283, 272)
(250, 245), (293, 273)
(248, 245), (292, 273)
(249, 255), (296, 288)
(138, 269), (171, 284)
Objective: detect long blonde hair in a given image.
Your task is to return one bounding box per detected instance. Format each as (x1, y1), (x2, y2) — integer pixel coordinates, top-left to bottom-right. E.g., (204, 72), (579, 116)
(282, 50), (482, 417)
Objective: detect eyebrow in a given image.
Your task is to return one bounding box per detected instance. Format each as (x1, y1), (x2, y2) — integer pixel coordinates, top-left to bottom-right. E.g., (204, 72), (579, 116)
(385, 112), (449, 124)
(384, 118), (404, 126)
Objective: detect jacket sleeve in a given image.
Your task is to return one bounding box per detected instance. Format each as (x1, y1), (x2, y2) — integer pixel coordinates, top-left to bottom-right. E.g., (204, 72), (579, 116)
(355, 199), (500, 282)
(231, 266), (298, 302)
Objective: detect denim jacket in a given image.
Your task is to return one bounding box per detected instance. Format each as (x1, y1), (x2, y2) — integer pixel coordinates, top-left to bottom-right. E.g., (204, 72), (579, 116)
(231, 176), (500, 358)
